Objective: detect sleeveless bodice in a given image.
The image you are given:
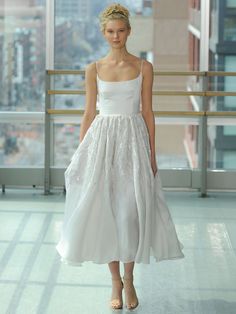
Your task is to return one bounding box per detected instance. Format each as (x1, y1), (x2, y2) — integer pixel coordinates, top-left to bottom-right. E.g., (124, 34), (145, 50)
(96, 61), (143, 116)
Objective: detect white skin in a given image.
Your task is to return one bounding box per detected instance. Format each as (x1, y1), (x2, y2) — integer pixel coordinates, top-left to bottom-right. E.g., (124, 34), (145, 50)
(80, 17), (158, 309)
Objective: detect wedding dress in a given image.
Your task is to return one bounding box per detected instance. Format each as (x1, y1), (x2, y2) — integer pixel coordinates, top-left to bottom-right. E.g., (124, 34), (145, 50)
(56, 59), (184, 266)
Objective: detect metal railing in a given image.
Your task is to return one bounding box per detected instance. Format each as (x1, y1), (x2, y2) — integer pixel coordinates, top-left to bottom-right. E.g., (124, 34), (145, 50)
(44, 70), (236, 196)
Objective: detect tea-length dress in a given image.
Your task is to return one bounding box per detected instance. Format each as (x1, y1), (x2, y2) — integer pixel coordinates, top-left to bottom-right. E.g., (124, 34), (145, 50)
(56, 59), (184, 266)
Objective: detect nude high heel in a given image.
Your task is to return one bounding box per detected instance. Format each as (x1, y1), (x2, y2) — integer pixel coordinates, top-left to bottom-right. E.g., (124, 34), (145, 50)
(110, 277), (124, 310)
(123, 275), (139, 310)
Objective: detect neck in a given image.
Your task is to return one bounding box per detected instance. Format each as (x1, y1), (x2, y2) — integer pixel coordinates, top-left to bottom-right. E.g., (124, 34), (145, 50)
(106, 46), (130, 62)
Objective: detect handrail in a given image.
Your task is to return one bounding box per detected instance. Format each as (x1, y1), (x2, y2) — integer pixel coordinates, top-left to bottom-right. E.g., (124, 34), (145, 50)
(46, 70), (236, 76)
(206, 71), (236, 77)
(46, 109), (236, 117)
(47, 90), (236, 96)
(46, 109), (204, 116)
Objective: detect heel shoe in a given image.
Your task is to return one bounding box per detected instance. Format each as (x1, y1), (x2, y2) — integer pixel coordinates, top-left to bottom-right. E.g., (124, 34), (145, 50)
(110, 277), (124, 310)
(123, 275), (139, 310)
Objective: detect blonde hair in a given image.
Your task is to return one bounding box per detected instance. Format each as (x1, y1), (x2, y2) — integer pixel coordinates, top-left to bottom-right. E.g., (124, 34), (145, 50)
(99, 3), (131, 33)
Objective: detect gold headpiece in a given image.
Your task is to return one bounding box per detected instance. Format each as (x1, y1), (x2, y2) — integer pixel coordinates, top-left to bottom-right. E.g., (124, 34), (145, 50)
(107, 9), (127, 17)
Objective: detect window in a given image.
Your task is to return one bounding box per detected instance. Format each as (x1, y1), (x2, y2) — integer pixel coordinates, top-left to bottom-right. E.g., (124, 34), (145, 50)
(224, 56), (236, 108)
(0, 2), (45, 112)
(224, 17), (236, 41)
(0, 1), (45, 167)
(223, 151), (236, 169)
(226, 0), (236, 8)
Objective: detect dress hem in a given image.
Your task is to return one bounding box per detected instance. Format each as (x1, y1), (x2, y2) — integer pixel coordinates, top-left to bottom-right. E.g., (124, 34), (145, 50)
(56, 251), (185, 267)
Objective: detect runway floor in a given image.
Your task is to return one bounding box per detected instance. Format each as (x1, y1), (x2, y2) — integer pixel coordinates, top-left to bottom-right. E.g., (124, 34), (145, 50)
(0, 188), (236, 314)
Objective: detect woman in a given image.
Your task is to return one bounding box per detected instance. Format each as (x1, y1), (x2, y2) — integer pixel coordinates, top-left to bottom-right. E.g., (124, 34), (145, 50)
(56, 3), (184, 311)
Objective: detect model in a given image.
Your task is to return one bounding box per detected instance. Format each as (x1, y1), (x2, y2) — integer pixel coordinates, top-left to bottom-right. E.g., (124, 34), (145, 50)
(56, 2), (184, 311)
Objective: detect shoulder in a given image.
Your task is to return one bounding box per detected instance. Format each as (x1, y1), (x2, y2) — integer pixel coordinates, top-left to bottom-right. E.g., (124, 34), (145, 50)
(85, 61), (97, 79)
(142, 59), (153, 73)
(141, 59), (153, 82)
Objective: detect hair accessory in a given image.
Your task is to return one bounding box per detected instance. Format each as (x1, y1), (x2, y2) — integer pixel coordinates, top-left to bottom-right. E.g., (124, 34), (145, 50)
(107, 9), (127, 17)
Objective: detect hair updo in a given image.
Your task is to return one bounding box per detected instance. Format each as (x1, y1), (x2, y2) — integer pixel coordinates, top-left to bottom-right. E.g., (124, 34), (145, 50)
(99, 3), (131, 33)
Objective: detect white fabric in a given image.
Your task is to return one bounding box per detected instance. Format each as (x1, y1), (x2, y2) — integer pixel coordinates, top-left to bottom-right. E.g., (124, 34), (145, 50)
(56, 60), (184, 266)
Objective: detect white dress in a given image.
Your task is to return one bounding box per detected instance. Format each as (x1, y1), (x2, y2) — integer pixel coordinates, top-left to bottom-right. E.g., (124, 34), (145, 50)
(56, 59), (184, 266)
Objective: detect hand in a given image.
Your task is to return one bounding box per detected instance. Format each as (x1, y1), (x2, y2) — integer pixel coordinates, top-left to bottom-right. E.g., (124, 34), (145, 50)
(151, 156), (158, 177)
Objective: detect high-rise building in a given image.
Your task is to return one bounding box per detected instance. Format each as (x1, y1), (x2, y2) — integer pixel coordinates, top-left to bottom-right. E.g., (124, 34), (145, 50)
(0, 0), (45, 110)
(187, 0), (236, 169)
(56, 0), (91, 21)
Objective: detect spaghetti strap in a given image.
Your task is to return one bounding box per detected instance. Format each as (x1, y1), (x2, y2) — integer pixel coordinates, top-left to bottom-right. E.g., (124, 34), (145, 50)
(95, 61), (98, 75)
(140, 59), (144, 76)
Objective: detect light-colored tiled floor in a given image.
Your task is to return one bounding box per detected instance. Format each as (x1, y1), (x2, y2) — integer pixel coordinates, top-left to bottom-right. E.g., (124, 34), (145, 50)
(0, 188), (236, 314)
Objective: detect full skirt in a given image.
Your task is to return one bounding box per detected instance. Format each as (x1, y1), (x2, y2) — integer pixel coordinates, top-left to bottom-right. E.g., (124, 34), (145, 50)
(56, 113), (184, 266)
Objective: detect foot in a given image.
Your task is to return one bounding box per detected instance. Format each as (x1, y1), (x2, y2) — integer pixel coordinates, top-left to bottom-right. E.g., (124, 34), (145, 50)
(110, 277), (123, 310)
(123, 275), (139, 310)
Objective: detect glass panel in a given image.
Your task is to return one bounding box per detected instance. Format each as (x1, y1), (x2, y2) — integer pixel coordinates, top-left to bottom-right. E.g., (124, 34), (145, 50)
(224, 17), (236, 41)
(186, 1), (203, 116)
(154, 95), (197, 112)
(53, 95), (85, 109)
(224, 56), (236, 109)
(52, 122), (80, 167)
(223, 151), (236, 169)
(209, 0), (236, 131)
(0, 123), (44, 166)
(54, 74), (85, 90)
(223, 126), (236, 135)
(0, 1), (46, 112)
(226, 0), (236, 8)
(208, 124), (236, 170)
(156, 122), (199, 169)
(52, 74), (85, 109)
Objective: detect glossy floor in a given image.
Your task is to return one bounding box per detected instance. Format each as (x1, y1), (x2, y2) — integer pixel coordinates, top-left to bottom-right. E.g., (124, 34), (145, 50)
(0, 189), (236, 314)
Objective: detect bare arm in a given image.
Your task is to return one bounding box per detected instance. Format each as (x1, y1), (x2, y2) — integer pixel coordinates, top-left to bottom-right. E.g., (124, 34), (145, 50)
(141, 60), (158, 173)
(79, 62), (97, 143)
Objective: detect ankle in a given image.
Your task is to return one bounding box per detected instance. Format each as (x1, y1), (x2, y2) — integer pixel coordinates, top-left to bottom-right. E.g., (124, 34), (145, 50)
(123, 274), (134, 280)
(111, 276), (122, 281)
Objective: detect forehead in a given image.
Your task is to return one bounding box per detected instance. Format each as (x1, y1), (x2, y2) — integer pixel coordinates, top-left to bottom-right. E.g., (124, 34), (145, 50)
(105, 19), (127, 29)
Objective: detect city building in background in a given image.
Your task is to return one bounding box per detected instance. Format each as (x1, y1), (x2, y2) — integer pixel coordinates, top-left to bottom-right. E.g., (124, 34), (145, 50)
(186, 0), (236, 170)
(0, 0), (45, 166)
(0, 0), (45, 112)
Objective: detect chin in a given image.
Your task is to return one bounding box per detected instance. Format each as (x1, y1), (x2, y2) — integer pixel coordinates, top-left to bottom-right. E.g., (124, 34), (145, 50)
(112, 43), (124, 47)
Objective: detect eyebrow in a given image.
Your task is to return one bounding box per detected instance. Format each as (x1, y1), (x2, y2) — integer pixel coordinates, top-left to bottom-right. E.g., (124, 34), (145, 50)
(106, 28), (125, 31)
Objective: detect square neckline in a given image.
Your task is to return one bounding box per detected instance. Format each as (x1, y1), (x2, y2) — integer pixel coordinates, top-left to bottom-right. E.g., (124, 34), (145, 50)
(96, 59), (143, 83)
(97, 72), (141, 83)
